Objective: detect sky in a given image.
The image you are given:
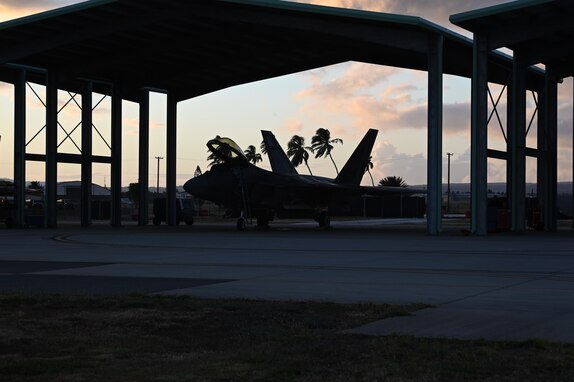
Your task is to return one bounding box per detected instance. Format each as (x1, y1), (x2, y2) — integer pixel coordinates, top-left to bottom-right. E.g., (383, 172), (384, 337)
(0, 0), (572, 188)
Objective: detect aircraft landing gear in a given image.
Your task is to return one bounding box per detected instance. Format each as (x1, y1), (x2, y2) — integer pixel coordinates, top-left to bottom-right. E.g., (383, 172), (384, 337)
(236, 216), (246, 231)
(256, 211), (271, 230)
(317, 211), (331, 229)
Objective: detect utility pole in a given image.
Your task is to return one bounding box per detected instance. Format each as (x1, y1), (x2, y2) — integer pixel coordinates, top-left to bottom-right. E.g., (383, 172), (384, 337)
(155, 156), (163, 194)
(447, 152), (453, 214)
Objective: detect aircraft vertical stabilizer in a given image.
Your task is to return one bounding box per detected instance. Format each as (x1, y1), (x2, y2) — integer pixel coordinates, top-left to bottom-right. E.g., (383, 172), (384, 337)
(334, 129), (378, 185)
(261, 130), (298, 175)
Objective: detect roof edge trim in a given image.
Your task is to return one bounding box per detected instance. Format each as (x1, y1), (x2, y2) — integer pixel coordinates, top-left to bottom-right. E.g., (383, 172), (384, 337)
(450, 0), (554, 27)
(222, 0), (464, 39)
(0, 0), (117, 31)
(221, 0), (423, 25)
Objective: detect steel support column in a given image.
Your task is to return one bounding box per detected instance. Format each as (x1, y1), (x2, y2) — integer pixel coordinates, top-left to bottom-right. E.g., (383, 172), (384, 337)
(45, 70), (58, 228)
(427, 35), (443, 235)
(166, 92), (177, 226)
(471, 33), (489, 235)
(506, 80), (514, 205)
(110, 85), (122, 227)
(81, 82), (92, 227)
(138, 91), (150, 226)
(542, 68), (558, 231)
(13, 70), (26, 228)
(509, 52), (527, 231)
(537, 85), (547, 229)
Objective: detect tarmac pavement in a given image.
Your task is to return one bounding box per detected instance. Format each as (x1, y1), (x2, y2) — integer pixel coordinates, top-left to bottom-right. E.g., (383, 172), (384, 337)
(1, 219), (573, 343)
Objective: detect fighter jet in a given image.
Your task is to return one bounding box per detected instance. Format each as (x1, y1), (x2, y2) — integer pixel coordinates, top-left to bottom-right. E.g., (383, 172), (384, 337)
(184, 129), (424, 230)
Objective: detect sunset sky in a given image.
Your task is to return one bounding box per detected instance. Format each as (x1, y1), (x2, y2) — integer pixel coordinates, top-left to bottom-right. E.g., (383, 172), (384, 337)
(0, 0), (572, 188)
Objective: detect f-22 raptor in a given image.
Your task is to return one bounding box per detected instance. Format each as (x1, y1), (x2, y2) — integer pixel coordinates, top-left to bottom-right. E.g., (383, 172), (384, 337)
(184, 129), (423, 230)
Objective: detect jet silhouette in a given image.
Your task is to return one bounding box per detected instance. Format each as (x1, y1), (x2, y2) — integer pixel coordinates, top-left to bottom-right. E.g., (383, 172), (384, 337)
(184, 129), (424, 230)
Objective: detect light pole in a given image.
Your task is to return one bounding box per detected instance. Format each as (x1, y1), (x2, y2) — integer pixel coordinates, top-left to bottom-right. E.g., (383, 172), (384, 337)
(447, 152), (453, 214)
(155, 156), (163, 194)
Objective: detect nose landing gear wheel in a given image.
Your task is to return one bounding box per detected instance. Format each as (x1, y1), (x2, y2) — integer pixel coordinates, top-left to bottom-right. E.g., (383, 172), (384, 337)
(237, 217), (246, 231)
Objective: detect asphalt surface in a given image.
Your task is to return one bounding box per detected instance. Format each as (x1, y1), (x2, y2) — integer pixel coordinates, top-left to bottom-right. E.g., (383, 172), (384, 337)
(1, 218), (573, 343)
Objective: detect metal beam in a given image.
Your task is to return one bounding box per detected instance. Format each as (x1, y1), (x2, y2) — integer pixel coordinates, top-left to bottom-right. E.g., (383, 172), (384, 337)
(427, 35), (443, 235)
(471, 33), (489, 235)
(485, 17), (572, 51)
(81, 82), (92, 227)
(13, 70), (26, 228)
(45, 70), (58, 228)
(509, 51), (527, 232)
(543, 68), (558, 231)
(537, 84), (547, 231)
(26, 153), (111, 164)
(166, 91), (177, 226)
(138, 91), (150, 226)
(110, 84), (122, 227)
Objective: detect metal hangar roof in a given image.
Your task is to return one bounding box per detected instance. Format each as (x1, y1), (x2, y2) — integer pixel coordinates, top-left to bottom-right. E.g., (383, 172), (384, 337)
(451, 0), (574, 78)
(0, 0), (543, 102)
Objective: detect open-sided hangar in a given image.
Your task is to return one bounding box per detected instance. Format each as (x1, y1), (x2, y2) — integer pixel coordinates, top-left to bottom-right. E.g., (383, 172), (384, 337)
(0, 0), (568, 235)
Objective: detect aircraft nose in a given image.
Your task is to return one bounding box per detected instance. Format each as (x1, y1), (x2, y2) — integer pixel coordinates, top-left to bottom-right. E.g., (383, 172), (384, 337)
(183, 176), (207, 197)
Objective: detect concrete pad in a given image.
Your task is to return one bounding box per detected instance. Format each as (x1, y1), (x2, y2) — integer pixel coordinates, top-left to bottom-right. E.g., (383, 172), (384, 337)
(350, 305), (574, 343)
(1, 222), (574, 343)
(33, 263), (292, 280)
(0, 274), (234, 295)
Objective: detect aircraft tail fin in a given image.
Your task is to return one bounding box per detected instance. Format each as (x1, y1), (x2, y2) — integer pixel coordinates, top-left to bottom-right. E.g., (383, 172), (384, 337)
(334, 129), (378, 185)
(261, 130), (298, 175)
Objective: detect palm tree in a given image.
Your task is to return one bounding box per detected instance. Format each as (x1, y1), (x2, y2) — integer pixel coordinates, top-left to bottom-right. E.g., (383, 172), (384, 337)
(311, 128), (343, 174)
(379, 176), (408, 187)
(260, 140), (267, 156)
(365, 156), (374, 186)
(28, 181), (44, 192)
(287, 135), (313, 175)
(244, 145), (262, 165)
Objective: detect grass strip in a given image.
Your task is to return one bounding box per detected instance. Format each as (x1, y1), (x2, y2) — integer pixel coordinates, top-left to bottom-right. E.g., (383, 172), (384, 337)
(0, 293), (572, 381)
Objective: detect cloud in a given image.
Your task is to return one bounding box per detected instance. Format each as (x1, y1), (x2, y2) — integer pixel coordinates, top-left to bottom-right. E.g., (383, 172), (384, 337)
(282, 119), (304, 134)
(295, 63), (421, 135)
(444, 102), (471, 136)
(370, 140), (427, 185)
(298, 63), (399, 99)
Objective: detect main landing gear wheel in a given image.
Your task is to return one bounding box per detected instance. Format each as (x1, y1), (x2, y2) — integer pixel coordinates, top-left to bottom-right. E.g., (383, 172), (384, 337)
(236, 217), (246, 231)
(256, 215), (270, 230)
(318, 211), (331, 229)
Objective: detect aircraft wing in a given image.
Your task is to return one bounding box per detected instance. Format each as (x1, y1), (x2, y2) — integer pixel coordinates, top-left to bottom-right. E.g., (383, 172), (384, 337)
(254, 174), (425, 207)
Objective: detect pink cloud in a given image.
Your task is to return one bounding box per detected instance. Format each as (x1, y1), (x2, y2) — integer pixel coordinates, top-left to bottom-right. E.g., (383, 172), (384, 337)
(282, 119), (304, 134)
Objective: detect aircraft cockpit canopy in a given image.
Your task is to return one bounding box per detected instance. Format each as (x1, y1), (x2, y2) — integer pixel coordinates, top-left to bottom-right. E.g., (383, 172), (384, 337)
(207, 136), (248, 165)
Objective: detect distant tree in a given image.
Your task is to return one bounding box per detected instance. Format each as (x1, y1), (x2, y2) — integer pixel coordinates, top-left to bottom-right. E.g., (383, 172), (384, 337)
(287, 135), (313, 175)
(194, 166), (202, 177)
(260, 140), (268, 156)
(244, 145), (263, 165)
(311, 128), (343, 174)
(378, 176), (408, 187)
(28, 181), (44, 192)
(365, 155), (374, 186)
